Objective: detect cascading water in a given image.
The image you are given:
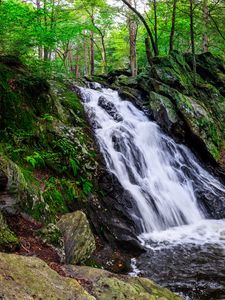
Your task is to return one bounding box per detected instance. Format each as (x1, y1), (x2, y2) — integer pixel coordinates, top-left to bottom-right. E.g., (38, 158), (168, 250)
(78, 83), (225, 299)
(78, 84), (225, 246)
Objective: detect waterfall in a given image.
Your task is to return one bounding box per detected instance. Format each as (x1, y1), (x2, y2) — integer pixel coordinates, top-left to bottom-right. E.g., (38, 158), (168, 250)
(78, 84), (225, 246)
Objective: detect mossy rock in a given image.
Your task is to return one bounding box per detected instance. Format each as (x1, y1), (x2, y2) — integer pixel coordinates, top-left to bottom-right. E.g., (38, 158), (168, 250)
(155, 83), (223, 161)
(0, 156), (60, 223)
(37, 223), (63, 248)
(49, 80), (85, 126)
(0, 212), (19, 252)
(149, 91), (184, 137)
(115, 75), (138, 88)
(57, 211), (96, 264)
(0, 252), (94, 300)
(64, 265), (182, 300)
(0, 156), (33, 211)
(151, 51), (194, 92)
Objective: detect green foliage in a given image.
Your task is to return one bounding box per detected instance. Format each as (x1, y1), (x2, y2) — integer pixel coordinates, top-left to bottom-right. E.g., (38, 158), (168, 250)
(0, 215), (20, 252)
(82, 179), (93, 195)
(26, 151), (45, 168)
(69, 158), (78, 176)
(0, 0), (224, 77)
(0, 57), (98, 225)
(42, 114), (54, 122)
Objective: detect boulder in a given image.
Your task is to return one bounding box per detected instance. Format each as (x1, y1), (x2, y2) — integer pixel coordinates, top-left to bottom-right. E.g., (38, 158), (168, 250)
(149, 91), (184, 139)
(98, 96), (123, 122)
(0, 252), (181, 300)
(63, 264), (182, 300)
(0, 157), (55, 222)
(0, 212), (19, 252)
(88, 171), (145, 254)
(0, 252), (94, 300)
(0, 157), (29, 212)
(57, 211), (96, 264)
(156, 83), (223, 161)
(38, 223), (63, 248)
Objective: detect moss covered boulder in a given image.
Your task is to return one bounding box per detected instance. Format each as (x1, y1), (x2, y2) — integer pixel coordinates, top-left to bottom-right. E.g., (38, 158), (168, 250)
(149, 91), (184, 138)
(0, 252), (181, 300)
(64, 265), (182, 300)
(153, 83), (223, 160)
(0, 212), (19, 252)
(57, 211), (96, 264)
(0, 156), (36, 212)
(0, 252), (94, 300)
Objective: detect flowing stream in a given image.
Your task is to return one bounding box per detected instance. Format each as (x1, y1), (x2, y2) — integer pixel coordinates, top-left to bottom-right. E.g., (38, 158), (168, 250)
(78, 84), (225, 299)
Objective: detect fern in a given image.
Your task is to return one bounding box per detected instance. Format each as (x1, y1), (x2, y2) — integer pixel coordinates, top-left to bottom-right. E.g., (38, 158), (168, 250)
(82, 180), (93, 195)
(69, 157), (78, 176)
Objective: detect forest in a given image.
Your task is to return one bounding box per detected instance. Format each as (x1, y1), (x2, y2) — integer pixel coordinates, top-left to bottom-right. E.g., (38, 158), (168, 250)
(0, 1), (225, 300)
(0, 0), (224, 78)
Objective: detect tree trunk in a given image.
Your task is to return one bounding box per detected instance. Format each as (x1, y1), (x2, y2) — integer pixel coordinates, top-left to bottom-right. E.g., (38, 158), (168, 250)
(153, 0), (159, 55)
(43, 0), (48, 61)
(145, 37), (153, 66)
(169, 0), (177, 53)
(121, 0), (158, 56)
(202, 0), (209, 52)
(100, 34), (107, 74)
(75, 54), (80, 79)
(36, 0), (42, 59)
(90, 13), (95, 76)
(128, 0), (138, 76)
(90, 32), (94, 76)
(44, 47), (48, 61)
(84, 36), (89, 76)
(190, 0), (196, 84)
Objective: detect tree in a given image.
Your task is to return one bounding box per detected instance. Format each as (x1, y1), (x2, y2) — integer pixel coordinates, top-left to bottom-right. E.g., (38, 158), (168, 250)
(169, 0), (177, 52)
(189, 0), (196, 84)
(202, 0), (209, 52)
(121, 0), (158, 57)
(127, 0), (138, 76)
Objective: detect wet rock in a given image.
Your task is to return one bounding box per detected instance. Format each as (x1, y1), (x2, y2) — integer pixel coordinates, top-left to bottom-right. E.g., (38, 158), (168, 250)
(57, 211), (96, 264)
(155, 83), (223, 162)
(0, 252), (94, 300)
(88, 170), (145, 254)
(63, 264), (182, 300)
(118, 86), (150, 113)
(98, 96), (123, 122)
(149, 91), (184, 139)
(196, 190), (225, 219)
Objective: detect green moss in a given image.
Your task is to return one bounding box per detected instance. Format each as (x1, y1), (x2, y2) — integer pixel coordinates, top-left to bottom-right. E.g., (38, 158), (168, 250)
(151, 52), (194, 92)
(0, 213), (20, 252)
(37, 223), (63, 248)
(149, 91), (178, 125)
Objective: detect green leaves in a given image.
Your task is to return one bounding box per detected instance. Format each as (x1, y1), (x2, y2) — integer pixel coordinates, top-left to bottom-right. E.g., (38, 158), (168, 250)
(26, 151), (45, 168)
(69, 157), (78, 176)
(82, 179), (93, 195)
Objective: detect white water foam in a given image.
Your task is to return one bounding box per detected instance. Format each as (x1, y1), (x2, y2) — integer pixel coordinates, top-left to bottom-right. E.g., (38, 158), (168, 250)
(129, 258), (141, 277)
(140, 219), (225, 249)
